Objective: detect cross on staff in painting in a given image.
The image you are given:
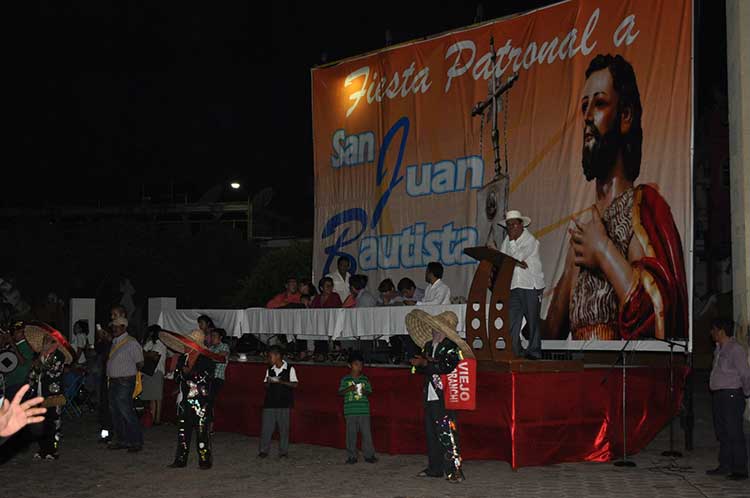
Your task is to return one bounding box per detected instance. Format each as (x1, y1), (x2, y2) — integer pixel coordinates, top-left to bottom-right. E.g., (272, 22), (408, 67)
(471, 35), (519, 215)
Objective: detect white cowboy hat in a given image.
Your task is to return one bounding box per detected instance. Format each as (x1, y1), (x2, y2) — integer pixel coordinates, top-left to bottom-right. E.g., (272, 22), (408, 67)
(498, 209), (531, 228)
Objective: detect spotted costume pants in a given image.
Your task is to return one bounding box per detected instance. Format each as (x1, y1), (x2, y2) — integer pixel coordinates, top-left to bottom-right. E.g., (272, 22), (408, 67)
(424, 400), (463, 479)
(174, 400), (211, 466)
(32, 406), (62, 457)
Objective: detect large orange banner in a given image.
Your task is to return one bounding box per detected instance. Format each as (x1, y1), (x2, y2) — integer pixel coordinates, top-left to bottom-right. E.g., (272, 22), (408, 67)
(312, 0), (692, 347)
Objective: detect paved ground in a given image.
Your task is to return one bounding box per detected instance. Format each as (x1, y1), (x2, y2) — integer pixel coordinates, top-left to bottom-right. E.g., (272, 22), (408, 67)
(1, 375), (748, 498)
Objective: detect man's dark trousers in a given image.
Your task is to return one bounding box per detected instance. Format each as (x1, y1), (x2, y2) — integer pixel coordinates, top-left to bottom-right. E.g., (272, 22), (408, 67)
(712, 388), (748, 475)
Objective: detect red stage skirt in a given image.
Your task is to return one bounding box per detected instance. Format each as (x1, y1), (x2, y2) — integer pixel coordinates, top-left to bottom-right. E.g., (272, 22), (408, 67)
(163, 362), (686, 468)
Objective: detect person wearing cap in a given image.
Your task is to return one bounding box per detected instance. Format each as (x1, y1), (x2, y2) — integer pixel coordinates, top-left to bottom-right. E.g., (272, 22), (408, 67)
(106, 316), (144, 452)
(160, 329), (224, 469)
(498, 210), (545, 360)
(407, 309), (473, 483)
(25, 322), (75, 460)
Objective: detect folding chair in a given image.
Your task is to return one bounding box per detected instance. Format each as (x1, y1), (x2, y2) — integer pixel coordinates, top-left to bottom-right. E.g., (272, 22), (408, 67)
(63, 373), (85, 418)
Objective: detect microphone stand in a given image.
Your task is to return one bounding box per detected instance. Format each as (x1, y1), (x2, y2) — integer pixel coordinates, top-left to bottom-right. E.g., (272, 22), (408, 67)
(651, 338), (688, 458)
(613, 338), (636, 467)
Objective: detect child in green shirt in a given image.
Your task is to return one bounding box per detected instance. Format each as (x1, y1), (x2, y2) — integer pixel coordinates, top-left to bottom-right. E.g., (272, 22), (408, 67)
(338, 351), (377, 464)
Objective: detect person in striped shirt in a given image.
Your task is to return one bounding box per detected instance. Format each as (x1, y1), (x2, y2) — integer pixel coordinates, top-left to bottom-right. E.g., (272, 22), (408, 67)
(338, 351), (377, 464)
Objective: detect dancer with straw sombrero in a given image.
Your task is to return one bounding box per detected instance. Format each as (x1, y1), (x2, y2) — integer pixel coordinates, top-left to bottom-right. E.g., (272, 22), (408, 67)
(406, 309), (474, 483)
(24, 322), (75, 460)
(160, 328), (224, 469)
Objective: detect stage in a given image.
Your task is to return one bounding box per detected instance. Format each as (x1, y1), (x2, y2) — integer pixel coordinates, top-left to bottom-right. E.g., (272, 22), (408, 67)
(162, 360), (687, 469)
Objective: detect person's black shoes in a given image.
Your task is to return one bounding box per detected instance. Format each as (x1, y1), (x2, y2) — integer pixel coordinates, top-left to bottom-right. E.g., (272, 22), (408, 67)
(727, 473), (748, 481)
(257, 452), (268, 458)
(345, 457), (357, 464)
(279, 453), (288, 459)
(705, 467), (730, 476)
(127, 446), (142, 453)
(106, 443), (128, 450)
(199, 462), (213, 470)
(524, 353), (541, 361)
(417, 469), (443, 478)
(365, 457), (378, 464)
(168, 461), (187, 468)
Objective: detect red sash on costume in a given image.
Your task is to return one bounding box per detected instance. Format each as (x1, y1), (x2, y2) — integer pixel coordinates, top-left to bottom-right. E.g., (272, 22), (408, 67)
(441, 358), (477, 410)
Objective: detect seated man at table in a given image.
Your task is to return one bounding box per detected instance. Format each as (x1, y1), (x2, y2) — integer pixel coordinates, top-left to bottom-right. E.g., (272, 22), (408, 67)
(397, 278), (425, 306)
(266, 277), (302, 309)
(344, 275), (378, 308)
(417, 263), (451, 306)
(377, 278), (403, 306)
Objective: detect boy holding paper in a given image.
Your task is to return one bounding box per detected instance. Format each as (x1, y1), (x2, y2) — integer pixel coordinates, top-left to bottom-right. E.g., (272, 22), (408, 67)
(259, 345), (298, 458)
(338, 351), (377, 464)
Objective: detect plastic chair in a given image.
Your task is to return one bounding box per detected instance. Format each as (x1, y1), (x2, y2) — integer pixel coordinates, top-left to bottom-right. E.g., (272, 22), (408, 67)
(63, 373), (85, 418)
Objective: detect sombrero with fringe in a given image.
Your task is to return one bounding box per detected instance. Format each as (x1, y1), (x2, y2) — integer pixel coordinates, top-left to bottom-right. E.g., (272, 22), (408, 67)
(159, 329), (225, 362)
(405, 309), (475, 359)
(24, 321), (75, 365)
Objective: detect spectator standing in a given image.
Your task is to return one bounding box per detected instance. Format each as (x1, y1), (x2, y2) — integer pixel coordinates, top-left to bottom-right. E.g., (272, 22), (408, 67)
(106, 317), (144, 452)
(706, 318), (749, 481)
(258, 346), (298, 458)
(338, 351), (377, 464)
(197, 315), (215, 335)
(141, 325), (168, 425)
(71, 320), (89, 366)
(207, 328), (230, 434)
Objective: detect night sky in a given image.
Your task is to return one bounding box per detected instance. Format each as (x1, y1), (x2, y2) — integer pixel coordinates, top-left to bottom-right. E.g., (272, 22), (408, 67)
(7, 2), (560, 216)
(8, 1), (723, 227)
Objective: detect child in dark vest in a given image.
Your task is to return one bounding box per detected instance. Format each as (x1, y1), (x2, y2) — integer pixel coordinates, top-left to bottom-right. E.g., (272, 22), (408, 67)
(338, 351), (377, 464)
(259, 345), (298, 458)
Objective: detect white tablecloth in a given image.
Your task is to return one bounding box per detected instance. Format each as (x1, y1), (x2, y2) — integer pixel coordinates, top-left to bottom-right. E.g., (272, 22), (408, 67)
(245, 304), (466, 339)
(158, 309), (246, 337)
(158, 305), (467, 339)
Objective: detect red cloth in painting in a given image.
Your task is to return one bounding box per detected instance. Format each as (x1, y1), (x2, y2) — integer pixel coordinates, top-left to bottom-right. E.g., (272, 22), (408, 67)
(620, 185), (689, 340)
(163, 362), (687, 468)
(266, 292), (302, 309)
(310, 293), (342, 309)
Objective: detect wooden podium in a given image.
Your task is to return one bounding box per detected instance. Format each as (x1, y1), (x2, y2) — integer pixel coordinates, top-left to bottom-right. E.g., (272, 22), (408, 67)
(463, 246), (519, 362)
(463, 246), (584, 372)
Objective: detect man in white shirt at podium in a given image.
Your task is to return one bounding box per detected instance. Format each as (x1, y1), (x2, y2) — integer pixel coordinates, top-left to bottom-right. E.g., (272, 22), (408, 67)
(417, 262), (452, 306)
(499, 210), (545, 360)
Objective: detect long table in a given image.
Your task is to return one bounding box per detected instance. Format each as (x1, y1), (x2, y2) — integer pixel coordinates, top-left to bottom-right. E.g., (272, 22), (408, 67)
(162, 360), (687, 468)
(159, 304), (466, 339)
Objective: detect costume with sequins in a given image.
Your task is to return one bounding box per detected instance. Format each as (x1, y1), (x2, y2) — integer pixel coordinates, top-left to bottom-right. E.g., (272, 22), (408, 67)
(172, 353), (215, 467)
(416, 338), (464, 480)
(28, 349), (65, 458)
